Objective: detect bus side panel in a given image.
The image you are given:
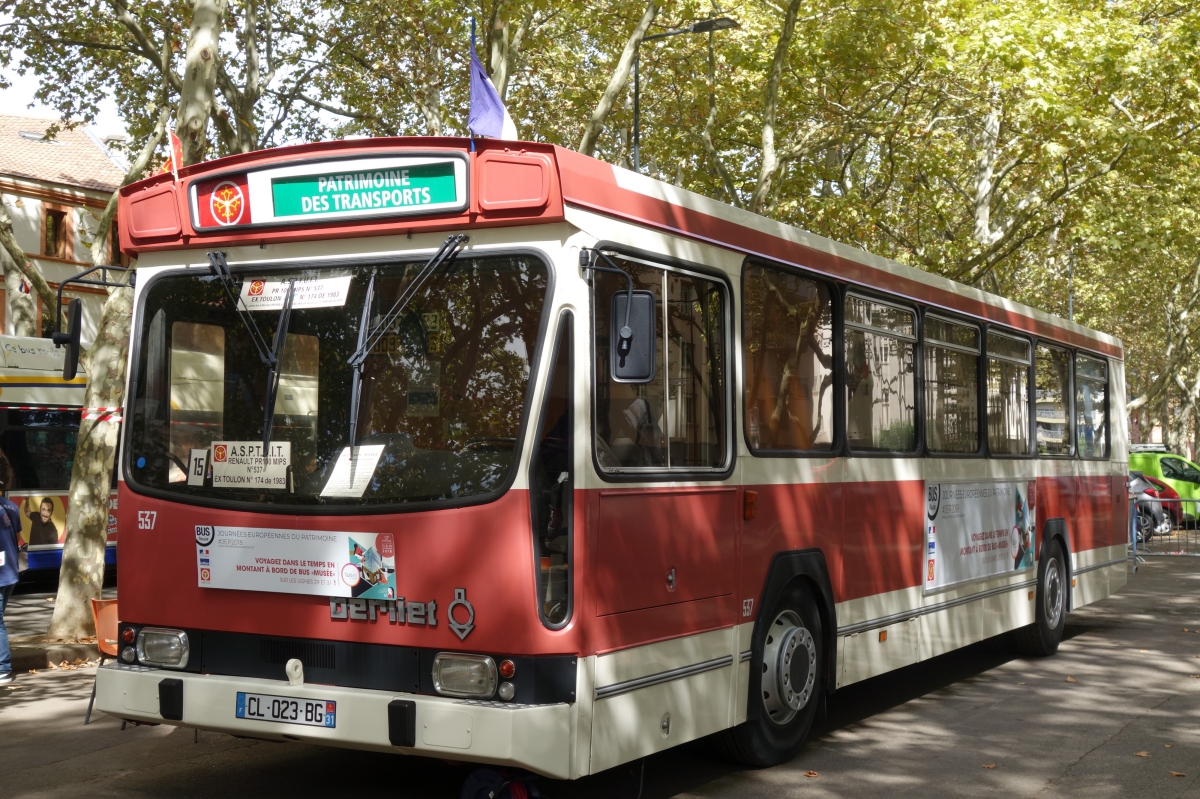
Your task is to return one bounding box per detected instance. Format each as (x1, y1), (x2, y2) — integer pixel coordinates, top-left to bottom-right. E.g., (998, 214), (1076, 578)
(739, 479), (843, 611)
(841, 478), (925, 603)
(1036, 473), (1077, 554)
(1072, 472), (1113, 554)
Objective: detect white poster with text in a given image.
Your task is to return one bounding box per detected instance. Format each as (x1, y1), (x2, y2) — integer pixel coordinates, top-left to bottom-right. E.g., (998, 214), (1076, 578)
(211, 442), (291, 489)
(196, 525), (397, 599)
(925, 480), (1037, 592)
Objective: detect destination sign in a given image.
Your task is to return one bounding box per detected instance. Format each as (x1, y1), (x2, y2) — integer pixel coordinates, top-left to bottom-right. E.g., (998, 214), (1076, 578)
(271, 162), (457, 219)
(190, 155), (468, 230)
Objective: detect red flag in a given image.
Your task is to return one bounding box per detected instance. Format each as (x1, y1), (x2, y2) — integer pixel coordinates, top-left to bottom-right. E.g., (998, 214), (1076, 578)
(169, 130), (183, 181)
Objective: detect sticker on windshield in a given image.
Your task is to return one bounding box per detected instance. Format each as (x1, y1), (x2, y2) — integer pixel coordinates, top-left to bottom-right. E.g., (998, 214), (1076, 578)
(187, 448), (209, 486)
(211, 442), (291, 489)
(239, 276), (353, 310)
(320, 445), (385, 498)
(197, 526), (396, 599)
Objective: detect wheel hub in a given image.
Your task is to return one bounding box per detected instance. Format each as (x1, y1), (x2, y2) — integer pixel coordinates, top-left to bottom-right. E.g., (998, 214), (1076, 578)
(761, 609), (817, 725)
(1044, 556), (1063, 629)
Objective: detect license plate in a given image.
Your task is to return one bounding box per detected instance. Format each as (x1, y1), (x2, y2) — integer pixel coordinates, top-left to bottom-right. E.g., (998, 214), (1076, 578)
(235, 692), (336, 728)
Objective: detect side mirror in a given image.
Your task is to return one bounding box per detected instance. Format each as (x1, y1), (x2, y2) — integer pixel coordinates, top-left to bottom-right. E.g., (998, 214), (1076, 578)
(610, 290), (656, 383)
(52, 298), (82, 380)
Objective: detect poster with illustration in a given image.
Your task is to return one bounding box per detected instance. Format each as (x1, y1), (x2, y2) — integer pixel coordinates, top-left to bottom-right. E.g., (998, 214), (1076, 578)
(196, 526), (397, 599)
(15, 494), (67, 546)
(925, 480), (1036, 593)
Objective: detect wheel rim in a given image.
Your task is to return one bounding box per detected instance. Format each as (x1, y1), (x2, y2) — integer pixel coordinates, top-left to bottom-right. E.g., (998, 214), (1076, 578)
(1044, 556), (1064, 629)
(761, 609), (817, 726)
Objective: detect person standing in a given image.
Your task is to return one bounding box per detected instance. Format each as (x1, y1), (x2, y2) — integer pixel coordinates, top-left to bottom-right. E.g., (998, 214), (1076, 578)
(0, 480), (23, 685)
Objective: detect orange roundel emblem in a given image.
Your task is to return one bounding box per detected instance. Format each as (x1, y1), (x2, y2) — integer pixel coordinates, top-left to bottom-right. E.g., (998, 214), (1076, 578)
(248, 280), (266, 297)
(213, 445), (228, 463)
(210, 181), (245, 226)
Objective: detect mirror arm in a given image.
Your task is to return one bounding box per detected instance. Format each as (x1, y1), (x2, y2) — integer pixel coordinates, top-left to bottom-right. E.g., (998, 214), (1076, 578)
(580, 249), (635, 344)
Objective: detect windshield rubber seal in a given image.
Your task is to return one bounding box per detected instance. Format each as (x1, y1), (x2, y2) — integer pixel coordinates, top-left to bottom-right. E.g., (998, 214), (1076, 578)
(121, 245), (556, 516)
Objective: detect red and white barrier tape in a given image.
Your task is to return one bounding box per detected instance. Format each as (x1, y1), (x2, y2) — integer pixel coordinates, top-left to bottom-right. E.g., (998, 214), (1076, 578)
(83, 407), (123, 423)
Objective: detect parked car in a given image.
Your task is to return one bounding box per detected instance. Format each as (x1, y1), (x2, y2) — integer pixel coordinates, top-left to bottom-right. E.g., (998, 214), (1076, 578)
(1128, 445), (1200, 524)
(1143, 475), (1186, 527)
(1129, 471), (1171, 542)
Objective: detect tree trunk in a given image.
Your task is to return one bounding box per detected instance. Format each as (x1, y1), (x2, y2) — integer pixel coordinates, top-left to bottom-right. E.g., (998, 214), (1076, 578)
(578, 0), (659, 157)
(176, 0), (228, 165)
(45, 281), (133, 640)
(0, 245), (36, 336)
(749, 0), (802, 214)
(0, 201), (62, 328)
(46, 111), (167, 640)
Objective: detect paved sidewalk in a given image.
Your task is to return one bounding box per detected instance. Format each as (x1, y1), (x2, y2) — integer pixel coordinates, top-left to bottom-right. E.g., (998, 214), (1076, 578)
(1, 559), (1197, 798)
(5, 586), (115, 670)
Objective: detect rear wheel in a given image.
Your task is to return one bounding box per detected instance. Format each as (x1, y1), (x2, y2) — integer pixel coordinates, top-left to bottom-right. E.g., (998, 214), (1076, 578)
(1014, 539), (1067, 656)
(718, 583), (822, 767)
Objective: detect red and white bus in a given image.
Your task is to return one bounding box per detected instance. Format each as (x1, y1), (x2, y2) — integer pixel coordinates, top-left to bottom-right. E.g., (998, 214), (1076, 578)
(95, 138), (1126, 779)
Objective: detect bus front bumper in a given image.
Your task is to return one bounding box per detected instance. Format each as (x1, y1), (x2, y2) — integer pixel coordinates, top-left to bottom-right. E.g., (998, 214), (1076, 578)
(95, 663), (573, 779)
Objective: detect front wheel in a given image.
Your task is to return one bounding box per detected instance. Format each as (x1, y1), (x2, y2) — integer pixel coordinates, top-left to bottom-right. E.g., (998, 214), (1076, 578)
(717, 583), (823, 767)
(1014, 539), (1067, 656)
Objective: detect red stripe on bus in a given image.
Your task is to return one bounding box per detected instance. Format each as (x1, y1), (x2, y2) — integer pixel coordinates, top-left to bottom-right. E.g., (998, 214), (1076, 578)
(554, 149), (1122, 360)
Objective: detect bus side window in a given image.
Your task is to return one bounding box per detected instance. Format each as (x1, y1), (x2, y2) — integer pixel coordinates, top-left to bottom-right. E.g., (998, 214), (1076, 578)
(1075, 354), (1107, 459)
(742, 264), (834, 453)
(531, 314), (572, 627)
(843, 294), (916, 452)
(1035, 343), (1073, 456)
(169, 322), (226, 482)
(986, 332), (1031, 455)
(924, 316), (980, 454)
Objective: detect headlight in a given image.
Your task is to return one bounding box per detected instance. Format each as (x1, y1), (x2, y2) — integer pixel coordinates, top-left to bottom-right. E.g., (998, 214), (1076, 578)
(136, 628), (190, 668)
(431, 653), (497, 698)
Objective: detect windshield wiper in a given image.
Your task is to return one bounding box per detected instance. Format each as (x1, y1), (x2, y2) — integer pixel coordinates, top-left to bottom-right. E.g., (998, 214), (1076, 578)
(206, 252), (275, 368)
(347, 233), (469, 371)
(262, 280), (297, 456)
(347, 271), (376, 449)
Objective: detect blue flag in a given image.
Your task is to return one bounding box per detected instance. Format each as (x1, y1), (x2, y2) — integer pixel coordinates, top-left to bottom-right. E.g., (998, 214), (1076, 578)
(468, 38), (517, 140)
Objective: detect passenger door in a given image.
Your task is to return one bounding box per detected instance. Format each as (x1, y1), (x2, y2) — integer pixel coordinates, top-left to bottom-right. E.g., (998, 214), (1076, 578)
(588, 256), (737, 632)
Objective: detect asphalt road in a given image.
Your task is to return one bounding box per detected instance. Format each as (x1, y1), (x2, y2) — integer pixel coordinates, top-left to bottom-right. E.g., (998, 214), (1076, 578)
(3, 557), (1199, 798)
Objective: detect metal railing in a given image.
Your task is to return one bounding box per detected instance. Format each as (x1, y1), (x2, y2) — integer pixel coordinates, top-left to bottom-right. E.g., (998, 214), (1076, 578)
(1129, 496), (1200, 558)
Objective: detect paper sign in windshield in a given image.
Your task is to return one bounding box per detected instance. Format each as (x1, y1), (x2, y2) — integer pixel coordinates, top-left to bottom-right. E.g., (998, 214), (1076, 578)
(239, 276), (352, 311)
(320, 445), (384, 497)
(196, 525), (396, 599)
(211, 441), (291, 489)
(924, 480), (1036, 592)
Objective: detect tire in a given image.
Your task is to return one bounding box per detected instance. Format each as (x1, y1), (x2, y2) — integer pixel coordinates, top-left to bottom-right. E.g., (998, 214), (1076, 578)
(718, 582), (823, 767)
(1014, 539), (1067, 656)
(1137, 510), (1153, 543)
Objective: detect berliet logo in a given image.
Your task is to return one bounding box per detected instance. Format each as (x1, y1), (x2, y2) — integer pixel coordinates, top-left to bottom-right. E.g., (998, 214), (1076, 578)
(331, 587), (475, 639)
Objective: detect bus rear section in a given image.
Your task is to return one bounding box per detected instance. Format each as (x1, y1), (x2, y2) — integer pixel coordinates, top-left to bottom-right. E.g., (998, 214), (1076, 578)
(96, 137), (1128, 781)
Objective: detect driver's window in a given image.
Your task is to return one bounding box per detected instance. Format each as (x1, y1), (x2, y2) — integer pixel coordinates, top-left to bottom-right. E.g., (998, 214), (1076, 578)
(1163, 459), (1182, 479)
(593, 255), (728, 472)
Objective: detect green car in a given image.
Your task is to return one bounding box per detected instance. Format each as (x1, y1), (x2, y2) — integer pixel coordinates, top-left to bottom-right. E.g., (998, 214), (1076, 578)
(1129, 445), (1200, 525)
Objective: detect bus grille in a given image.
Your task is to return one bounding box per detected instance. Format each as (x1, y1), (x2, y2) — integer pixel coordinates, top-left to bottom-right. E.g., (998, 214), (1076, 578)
(260, 639), (336, 670)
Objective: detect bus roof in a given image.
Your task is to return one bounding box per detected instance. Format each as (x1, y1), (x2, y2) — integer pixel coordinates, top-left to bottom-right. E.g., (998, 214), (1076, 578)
(117, 137), (1121, 359)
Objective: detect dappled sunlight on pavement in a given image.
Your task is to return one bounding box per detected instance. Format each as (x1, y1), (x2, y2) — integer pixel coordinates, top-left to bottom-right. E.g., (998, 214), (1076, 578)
(2, 560), (1198, 798)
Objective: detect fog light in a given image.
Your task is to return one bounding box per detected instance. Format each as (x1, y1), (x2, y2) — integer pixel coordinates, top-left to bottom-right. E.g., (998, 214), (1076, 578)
(498, 682), (515, 701)
(136, 628), (189, 669)
(431, 653), (497, 698)
(120, 646), (135, 663)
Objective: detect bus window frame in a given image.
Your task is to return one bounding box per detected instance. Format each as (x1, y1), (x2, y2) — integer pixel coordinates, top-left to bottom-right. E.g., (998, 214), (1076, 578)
(120, 245), (557, 516)
(528, 310), (574, 630)
(1073, 350), (1110, 461)
(841, 286), (923, 458)
(739, 257), (843, 458)
(1033, 338), (1076, 458)
(921, 311), (985, 458)
(588, 241), (735, 483)
(981, 325), (1036, 459)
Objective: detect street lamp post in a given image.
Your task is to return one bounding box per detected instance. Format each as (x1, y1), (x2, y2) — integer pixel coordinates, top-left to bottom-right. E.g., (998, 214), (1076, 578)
(633, 16), (738, 173)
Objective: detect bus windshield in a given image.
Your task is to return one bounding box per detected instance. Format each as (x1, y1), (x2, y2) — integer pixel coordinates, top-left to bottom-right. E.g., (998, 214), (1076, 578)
(126, 253), (548, 509)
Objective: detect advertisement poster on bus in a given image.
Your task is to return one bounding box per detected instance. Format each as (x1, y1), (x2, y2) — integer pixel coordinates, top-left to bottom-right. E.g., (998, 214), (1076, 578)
(196, 525), (396, 599)
(924, 480), (1036, 593)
